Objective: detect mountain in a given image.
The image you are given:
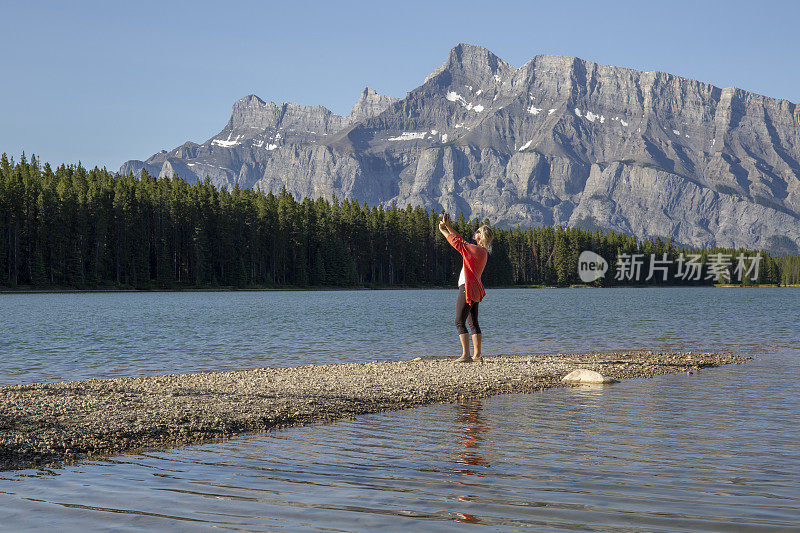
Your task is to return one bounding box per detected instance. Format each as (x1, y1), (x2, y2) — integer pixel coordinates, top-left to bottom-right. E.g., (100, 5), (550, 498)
(119, 44), (800, 254)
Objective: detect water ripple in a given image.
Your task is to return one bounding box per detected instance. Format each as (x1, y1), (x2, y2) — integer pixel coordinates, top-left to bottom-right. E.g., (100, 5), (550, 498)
(1, 287), (798, 386)
(1, 288), (798, 530)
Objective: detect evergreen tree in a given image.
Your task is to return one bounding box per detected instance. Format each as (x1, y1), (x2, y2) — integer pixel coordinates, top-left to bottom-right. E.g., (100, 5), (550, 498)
(1, 153), (796, 291)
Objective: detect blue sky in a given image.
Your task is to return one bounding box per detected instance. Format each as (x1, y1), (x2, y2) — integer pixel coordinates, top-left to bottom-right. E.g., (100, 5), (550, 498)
(1, 0), (798, 171)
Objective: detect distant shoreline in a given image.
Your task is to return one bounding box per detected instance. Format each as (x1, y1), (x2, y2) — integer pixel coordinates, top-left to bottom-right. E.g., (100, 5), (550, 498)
(0, 350), (748, 472)
(0, 284), (791, 294)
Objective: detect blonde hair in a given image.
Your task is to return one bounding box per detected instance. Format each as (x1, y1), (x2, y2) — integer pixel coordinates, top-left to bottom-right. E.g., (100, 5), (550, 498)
(477, 225), (494, 253)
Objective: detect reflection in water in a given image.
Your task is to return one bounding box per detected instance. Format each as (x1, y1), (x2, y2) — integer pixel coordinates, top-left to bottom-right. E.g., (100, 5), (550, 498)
(456, 398), (490, 472)
(453, 398), (489, 524)
(0, 289), (798, 530)
(1, 354), (799, 531)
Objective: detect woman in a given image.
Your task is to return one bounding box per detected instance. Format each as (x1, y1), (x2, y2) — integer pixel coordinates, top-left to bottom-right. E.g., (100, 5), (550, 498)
(439, 214), (494, 362)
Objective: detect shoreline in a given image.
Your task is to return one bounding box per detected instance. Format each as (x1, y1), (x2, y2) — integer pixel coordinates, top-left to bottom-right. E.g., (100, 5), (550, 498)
(0, 284), (790, 294)
(0, 351), (748, 472)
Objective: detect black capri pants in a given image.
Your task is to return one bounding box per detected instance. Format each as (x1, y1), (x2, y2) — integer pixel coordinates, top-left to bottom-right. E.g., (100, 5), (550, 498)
(455, 284), (481, 335)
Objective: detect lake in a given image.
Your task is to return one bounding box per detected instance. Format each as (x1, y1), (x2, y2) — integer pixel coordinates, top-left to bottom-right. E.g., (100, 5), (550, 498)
(1, 287), (798, 531)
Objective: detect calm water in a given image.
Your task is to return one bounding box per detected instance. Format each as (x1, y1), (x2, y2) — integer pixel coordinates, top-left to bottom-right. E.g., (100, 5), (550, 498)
(1, 287), (799, 531)
(0, 287), (793, 386)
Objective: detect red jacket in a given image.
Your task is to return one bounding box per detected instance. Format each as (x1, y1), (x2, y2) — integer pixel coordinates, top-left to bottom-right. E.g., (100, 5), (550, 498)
(446, 233), (487, 304)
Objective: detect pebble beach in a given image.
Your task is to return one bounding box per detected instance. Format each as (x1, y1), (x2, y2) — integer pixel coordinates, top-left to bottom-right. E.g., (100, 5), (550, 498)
(0, 351), (747, 471)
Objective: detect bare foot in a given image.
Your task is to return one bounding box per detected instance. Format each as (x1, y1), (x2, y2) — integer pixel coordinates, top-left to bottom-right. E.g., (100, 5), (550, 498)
(455, 354), (473, 363)
(473, 354), (483, 362)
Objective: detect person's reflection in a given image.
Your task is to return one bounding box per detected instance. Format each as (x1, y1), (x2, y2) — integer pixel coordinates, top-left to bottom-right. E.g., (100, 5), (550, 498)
(453, 397), (488, 524)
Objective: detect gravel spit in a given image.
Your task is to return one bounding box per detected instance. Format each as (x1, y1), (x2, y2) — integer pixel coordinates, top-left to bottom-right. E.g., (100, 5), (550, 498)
(0, 350), (748, 471)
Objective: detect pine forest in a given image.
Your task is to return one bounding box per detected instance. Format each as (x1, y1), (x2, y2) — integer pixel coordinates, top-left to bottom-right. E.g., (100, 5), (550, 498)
(2, 153), (799, 290)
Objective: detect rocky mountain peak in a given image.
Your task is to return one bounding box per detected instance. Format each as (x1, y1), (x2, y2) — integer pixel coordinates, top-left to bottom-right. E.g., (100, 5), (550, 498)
(226, 96), (343, 135)
(448, 43), (505, 69)
(447, 43), (512, 82)
(119, 44), (800, 254)
(425, 43), (513, 86)
(348, 87), (399, 122)
(238, 94), (266, 106)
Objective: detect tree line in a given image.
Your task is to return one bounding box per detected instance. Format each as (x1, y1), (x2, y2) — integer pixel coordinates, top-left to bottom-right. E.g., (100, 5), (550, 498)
(1, 153), (798, 290)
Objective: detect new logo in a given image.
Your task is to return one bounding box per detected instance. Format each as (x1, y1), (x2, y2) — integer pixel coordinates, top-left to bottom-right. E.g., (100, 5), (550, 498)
(578, 251), (608, 282)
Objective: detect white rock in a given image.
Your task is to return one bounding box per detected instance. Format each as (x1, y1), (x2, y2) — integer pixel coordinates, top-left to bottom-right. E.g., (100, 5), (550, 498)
(561, 369), (617, 384)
